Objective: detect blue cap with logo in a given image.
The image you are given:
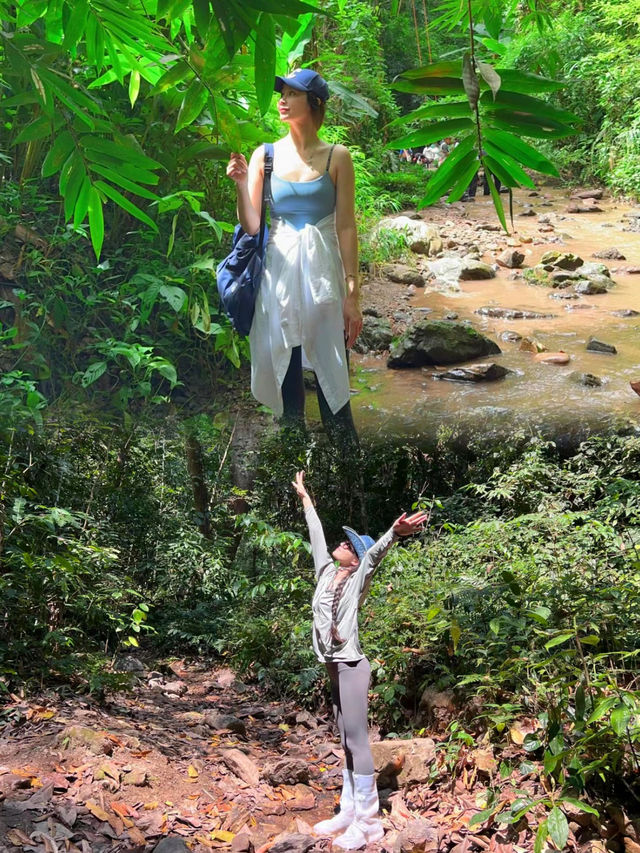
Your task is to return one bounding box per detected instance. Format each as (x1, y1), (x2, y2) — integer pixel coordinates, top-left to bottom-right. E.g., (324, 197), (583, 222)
(274, 69), (330, 103)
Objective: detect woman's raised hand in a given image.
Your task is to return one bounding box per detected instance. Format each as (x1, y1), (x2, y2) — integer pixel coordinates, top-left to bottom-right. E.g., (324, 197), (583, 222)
(292, 470), (309, 500)
(226, 152), (249, 185)
(392, 510), (430, 537)
(343, 294), (363, 349)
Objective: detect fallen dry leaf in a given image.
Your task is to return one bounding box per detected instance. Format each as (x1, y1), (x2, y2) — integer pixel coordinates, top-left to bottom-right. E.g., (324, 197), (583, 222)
(85, 799), (111, 822)
(187, 764), (199, 778)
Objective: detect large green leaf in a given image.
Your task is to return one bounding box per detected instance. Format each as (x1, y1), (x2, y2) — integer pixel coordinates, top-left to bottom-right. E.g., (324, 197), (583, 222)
(547, 807), (569, 850)
(484, 128), (559, 175)
(73, 175), (91, 227)
(483, 141), (537, 188)
(482, 154), (518, 189)
(254, 13), (276, 116)
(62, 154), (87, 222)
(180, 140), (230, 162)
(94, 180), (158, 231)
(392, 77), (465, 96)
(41, 130), (75, 177)
(13, 115), (56, 144)
(399, 60), (462, 79)
(387, 117), (475, 150)
(175, 80), (208, 132)
(151, 61), (192, 95)
(446, 157), (481, 202)
(418, 137), (476, 206)
(387, 101), (471, 128)
(483, 166), (507, 232)
(486, 114), (576, 139)
(62, 0), (89, 50)
(81, 135), (162, 171)
(88, 184), (105, 259)
(193, 0), (212, 34)
(494, 69), (565, 94)
(90, 164), (159, 199)
(481, 90), (579, 123)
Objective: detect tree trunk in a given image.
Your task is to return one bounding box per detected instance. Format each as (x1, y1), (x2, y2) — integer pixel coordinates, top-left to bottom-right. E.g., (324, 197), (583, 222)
(185, 431), (212, 538)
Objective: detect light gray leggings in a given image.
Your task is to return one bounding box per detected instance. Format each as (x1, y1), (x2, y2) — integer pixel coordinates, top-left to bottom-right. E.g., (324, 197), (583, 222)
(325, 657), (375, 775)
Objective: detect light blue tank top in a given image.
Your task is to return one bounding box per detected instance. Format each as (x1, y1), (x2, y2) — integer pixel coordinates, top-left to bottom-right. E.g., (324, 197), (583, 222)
(270, 146), (336, 231)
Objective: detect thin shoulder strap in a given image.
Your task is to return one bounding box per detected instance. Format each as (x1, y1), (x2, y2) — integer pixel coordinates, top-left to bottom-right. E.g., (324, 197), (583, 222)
(258, 143), (274, 249)
(325, 144), (336, 172)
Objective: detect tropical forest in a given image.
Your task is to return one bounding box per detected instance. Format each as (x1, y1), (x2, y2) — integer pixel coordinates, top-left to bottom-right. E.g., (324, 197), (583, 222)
(1, 0), (640, 850)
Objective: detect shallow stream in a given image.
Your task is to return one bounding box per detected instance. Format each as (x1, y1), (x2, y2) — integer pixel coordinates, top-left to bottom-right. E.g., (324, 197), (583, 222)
(340, 188), (640, 443)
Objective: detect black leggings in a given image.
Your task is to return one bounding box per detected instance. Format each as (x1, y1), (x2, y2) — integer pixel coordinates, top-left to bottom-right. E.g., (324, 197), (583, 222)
(325, 658), (374, 775)
(281, 346), (359, 449)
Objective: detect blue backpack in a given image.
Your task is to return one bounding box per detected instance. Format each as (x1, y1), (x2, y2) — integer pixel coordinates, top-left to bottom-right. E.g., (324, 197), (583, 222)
(216, 143), (274, 337)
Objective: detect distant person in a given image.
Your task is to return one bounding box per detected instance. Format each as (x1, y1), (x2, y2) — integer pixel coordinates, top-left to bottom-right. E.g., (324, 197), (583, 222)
(292, 471), (428, 850)
(225, 70), (361, 450)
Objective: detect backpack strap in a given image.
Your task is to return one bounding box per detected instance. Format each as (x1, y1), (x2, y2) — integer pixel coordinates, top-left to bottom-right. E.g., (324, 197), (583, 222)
(258, 143), (274, 249)
(325, 143), (336, 172)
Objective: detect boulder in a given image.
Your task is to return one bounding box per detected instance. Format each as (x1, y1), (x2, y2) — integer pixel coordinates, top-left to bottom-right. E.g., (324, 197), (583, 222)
(220, 749), (260, 787)
(524, 266), (552, 287)
(569, 372), (602, 387)
(578, 262), (611, 278)
(58, 726), (114, 756)
(566, 201), (602, 213)
(388, 321), (500, 369)
(262, 758), (310, 786)
(519, 337), (546, 353)
(436, 363), (513, 382)
(593, 248), (625, 260)
(376, 217), (440, 257)
(549, 270), (584, 287)
(163, 680), (187, 696)
(114, 655), (145, 672)
(268, 835), (316, 853)
(574, 277), (610, 295)
(204, 713), (247, 736)
(382, 264), (425, 287)
(540, 251), (584, 270)
(519, 208), (536, 216)
(612, 309), (640, 317)
(496, 248), (525, 269)
(476, 306), (554, 320)
(586, 338), (617, 354)
(572, 189), (604, 200)
(393, 818), (438, 853)
(458, 260), (495, 280)
(353, 316), (393, 354)
(500, 330), (522, 342)
(371, 738), (437, 787)
(549, 291), (580, 300)
(626, 266), (640, 274)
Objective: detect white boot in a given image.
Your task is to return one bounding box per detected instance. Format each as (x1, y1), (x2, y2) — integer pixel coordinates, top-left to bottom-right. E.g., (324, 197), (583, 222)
(333, 773), (384, 849)
(313, 769), (355, 835)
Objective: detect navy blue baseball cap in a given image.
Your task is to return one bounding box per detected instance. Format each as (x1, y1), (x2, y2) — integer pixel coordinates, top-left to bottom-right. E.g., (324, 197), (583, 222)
(274, 69), (330, 103)
(343, 526), (375, 561)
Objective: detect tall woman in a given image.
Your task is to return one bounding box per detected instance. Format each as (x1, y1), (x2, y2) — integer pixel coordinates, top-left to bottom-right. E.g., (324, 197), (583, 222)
(226, 70), (362, 448)
(291, 470), (428, 849)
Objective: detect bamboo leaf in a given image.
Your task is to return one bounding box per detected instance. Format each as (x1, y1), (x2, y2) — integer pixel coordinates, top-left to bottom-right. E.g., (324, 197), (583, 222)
(478, 62), (501, 100)
(399, 60), (462, 79)
(483, 154), (518, 188)
(128, 70), (141, 107)
(13, 115), (55, 144)
(254, 13), (276, 116)
(88, 184), (105, 259)
(175, 80), (208, 132)
(484, 128), (560, 175)
(483, 165), (507, 232)
(392, 76), (465, 96)
(62, 0), (89, 49)
(494, 69), (565, 94)
(483, 142), (537, 188)
(94, 180), (158, 231)
(418, 136), (476, 206)
(446, 157), (481, 203)
(81, 135), (162, 171)
(545, 631), (575, 650)
(151, 60), (192, 95)
(387, 101), (471, 128)
(73, 175), (91, 227)
(481, 89), (579, 123)
(63, 156), (87, 222)
(193, 0), (212, 33)
(462, 53), (479, 110)
(41, 131), (75, 177)
(387, 117), (475, 150)
(89, 164), (158, 199)
(486, 114), (575, 139)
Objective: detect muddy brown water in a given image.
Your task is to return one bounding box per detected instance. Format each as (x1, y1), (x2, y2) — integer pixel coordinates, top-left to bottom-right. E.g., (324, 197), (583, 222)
(329, 188), (640, 444)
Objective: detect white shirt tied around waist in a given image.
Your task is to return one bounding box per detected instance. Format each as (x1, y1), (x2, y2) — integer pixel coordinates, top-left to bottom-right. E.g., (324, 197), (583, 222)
(249, 212), (350, 417)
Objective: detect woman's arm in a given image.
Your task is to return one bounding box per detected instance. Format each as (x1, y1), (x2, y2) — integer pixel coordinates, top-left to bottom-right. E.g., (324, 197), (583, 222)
(333, 145), (362, 349)
(292, 471), (329, 578)
(226, 146), (265, 236)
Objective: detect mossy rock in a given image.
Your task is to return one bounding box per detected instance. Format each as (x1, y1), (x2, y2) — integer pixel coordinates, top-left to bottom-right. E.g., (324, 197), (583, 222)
(387, 320), (501, 368)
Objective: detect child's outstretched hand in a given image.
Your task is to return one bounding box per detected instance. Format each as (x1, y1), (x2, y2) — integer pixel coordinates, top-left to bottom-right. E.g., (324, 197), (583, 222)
(292, 470), (310, 501)
(392, 510), (430, 537)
